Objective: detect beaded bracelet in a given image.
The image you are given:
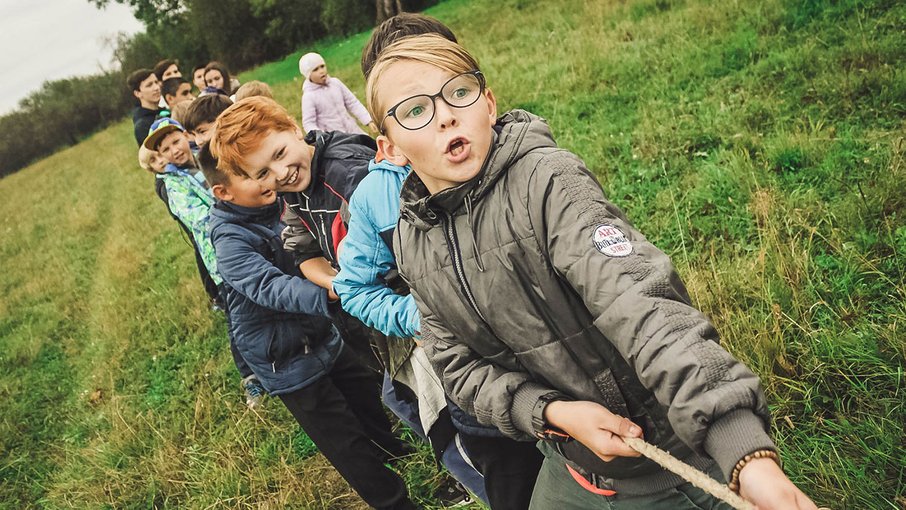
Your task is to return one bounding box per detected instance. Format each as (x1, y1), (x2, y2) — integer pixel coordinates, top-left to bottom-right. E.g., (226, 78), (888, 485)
(727, 449), (781, 493)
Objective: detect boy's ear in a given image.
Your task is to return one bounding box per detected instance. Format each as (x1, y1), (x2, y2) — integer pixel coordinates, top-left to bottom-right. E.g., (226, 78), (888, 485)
(484, 87), (498, 125)
(376, 135), (410, 167)
(211, 183), (232, 202)
(132, 89), (142, 100)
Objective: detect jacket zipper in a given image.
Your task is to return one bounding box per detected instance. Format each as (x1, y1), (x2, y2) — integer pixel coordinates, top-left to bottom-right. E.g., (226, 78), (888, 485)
(301, 192), (334, 265)
(266, 334), (277, 372)
(319, 215), (334, 265)
(442, 212), (490, 325)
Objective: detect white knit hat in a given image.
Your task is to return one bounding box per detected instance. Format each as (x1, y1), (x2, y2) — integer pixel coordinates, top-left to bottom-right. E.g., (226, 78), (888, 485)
(299, 52), (326, 79)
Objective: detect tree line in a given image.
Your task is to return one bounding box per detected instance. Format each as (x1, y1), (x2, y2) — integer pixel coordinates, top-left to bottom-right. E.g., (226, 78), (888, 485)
(0, 0), (434, 178)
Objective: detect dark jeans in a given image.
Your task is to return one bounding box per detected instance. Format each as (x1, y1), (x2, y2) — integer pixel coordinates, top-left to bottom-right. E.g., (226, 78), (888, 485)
(459, 434), (544, 510)
(331, 307), (386, 375)
(279, 346), (416, 510)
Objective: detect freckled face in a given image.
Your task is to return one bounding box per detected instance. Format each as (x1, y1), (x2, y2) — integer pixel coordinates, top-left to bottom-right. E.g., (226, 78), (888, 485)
(240, 129), (315, 193)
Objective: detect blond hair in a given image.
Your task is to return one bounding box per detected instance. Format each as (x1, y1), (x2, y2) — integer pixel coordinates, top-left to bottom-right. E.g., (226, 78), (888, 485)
(366, 34), (480, 126)
(138, 146), (154, 172)
(169, 100), (192, 125)
(234, 80), (274, 101)
(210, 96), (298, 176)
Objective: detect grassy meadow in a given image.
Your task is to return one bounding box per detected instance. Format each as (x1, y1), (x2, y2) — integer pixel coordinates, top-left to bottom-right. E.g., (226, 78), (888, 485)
(1, 0), (904, 508)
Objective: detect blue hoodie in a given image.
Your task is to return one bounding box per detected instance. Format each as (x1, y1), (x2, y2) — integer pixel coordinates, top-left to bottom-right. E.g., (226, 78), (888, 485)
(209, 198), (341, 395)
(334, 159), (420, 338)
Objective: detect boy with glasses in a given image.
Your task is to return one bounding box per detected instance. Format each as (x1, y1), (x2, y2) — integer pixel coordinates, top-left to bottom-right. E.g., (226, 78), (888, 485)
(367, 34), (820, 510)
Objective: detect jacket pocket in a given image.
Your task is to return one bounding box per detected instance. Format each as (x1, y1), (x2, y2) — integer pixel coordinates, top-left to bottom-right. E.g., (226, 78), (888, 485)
(267, 322), (308, 369)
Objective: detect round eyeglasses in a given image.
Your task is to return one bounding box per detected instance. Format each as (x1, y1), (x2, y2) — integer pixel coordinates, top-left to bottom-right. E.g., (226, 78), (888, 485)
(380, 70), (485, 132)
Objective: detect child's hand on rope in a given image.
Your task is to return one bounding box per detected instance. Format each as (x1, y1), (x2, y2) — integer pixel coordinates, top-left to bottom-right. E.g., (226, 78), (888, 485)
(739, 458), (819, 510)
(543, 400), (643, 461)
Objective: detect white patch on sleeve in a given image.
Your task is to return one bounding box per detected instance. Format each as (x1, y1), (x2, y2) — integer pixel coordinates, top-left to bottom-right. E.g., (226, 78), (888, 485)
(592, 224), (633, 257)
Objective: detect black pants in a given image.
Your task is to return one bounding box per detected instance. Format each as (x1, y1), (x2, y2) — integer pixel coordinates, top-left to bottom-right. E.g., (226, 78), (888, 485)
(279, 346), (416, 510)
(331, 307), (386, 375)
(460, 434), (544, 510)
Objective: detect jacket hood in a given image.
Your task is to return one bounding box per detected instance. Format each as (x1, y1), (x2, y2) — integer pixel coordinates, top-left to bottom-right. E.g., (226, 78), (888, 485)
(209, 197), (283, 233)
(302, 129), (337, 195)
(302, 129), (376, 197)
(399, 110), (557, 231)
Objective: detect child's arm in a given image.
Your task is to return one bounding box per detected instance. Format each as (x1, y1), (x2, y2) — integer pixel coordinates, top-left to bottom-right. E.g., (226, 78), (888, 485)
(529, 154), (816, 508)
(212, 227), (330, 316)
(336, 78), (375, 132)
(334, 193), (420, 338)
(281, 205), (326, 266)
(299, 256), (339, 301)
(301, 93), (319, 133)
(418, 304), (637, 453)
(280, 205), (339, 300)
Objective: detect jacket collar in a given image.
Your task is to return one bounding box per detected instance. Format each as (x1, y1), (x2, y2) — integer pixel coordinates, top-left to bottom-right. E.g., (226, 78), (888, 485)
(399, 109), (557, 231)
(301, 130), (332, 196)
(213, 196), (283, 226)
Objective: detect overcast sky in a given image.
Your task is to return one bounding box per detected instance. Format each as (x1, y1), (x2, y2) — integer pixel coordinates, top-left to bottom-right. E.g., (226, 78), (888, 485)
(0, 0), (144, 114)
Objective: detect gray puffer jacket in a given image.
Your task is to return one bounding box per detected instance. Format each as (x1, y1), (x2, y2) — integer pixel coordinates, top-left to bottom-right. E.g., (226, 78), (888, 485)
(395, 109), (775, 494)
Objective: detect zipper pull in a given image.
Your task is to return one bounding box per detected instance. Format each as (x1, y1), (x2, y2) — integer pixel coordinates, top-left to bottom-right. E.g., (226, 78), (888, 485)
(304, 343), (311, 355)
(271, 362), (276, 373)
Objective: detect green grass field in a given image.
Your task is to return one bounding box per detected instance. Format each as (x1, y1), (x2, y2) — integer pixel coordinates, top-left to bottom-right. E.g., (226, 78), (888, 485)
(1, 0), (904, 508)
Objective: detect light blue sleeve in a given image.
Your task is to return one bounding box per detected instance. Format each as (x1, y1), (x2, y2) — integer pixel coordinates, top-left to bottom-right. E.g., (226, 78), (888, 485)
(334, 180), (420, 338)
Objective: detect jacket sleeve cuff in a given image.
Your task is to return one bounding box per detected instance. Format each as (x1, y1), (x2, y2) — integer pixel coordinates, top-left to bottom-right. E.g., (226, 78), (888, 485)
(410, 312), (421, 337)
(703, 408), (777, 481)
(510, 383), (568, 437)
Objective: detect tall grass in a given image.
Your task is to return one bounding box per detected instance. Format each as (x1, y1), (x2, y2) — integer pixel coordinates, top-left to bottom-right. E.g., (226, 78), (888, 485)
(1, 0), (904, 508)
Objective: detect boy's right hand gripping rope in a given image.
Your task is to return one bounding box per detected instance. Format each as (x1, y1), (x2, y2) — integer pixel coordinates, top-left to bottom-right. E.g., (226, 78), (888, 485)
(621, 437), (832, 510)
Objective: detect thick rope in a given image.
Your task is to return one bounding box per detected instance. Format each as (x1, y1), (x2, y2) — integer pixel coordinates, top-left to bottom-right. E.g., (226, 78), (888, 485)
(622, 437), (832, 510)
(622, 437), (757, 510)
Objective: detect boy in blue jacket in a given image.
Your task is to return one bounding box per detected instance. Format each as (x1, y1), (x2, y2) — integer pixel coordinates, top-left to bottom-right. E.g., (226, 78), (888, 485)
(200, 144), (417, 510)
(211, 95), (489, 507)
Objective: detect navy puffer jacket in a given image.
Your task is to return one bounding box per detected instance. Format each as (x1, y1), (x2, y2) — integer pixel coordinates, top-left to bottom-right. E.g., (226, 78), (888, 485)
(209, 198), (341, 395)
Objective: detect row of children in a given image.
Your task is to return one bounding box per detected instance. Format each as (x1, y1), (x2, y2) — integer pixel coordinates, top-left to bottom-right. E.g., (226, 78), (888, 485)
(127, 58), (275, 329)
(131, 12), (820, 510)
(128, 58), (249, 149)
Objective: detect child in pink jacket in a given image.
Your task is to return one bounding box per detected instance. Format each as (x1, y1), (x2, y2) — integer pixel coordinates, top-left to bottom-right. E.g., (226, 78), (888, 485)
(299, 52), (378, 135)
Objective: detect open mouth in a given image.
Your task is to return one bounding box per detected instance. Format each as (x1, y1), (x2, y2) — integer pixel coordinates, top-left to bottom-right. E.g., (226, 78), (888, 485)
(446, 137), (467, 157)
(282, 167), (300, 187)
(445, 137), (471, 163)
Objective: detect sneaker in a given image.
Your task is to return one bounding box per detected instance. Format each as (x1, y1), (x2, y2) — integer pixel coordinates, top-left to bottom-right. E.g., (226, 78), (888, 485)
(241, 375), (266, 409)
(434, 479), (473, 508)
